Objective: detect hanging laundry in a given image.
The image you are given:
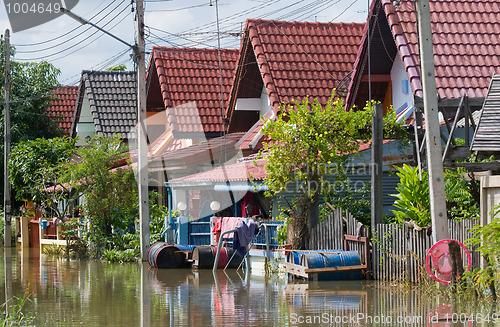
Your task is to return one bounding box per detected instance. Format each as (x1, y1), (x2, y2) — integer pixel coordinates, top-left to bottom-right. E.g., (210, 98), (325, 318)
(233, 219), (258, 256)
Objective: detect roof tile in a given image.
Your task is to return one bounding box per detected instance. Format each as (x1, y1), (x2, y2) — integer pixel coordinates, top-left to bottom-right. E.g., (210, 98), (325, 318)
(387, 0), (500, 98)
(47, 86), (78, 136)
(242, 19), (364, 111)
(150, 47), (238, 135)
(73, 71), (137, 138)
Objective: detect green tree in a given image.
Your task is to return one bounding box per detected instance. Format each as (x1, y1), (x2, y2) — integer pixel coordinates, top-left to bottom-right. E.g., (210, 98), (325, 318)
(391, 163), (481, 227)
(9, 137), (77, 219)
(0, 37), (63, 199)
(260, 97), (402, 249)
(66, 134), (137, 255)
(106, 64), (127, 72)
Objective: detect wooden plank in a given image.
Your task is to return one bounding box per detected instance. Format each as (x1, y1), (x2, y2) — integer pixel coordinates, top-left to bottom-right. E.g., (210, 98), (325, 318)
(304, 265), (367, 273)
(283, 262), (308, 279)
(444, 160), (500, 172)
(414, 95), (485, 108)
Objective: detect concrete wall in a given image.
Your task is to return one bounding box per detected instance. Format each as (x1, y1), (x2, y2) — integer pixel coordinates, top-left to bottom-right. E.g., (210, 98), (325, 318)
(480, 174), (500, 227)
(391, 54), (413, 113)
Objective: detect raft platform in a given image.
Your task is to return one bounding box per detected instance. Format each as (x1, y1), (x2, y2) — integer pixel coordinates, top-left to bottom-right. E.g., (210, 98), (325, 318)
(284, 250), (367, 281)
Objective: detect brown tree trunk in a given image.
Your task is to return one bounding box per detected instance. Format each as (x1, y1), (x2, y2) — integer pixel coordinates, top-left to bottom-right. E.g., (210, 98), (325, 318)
(286, 197), (309, 250)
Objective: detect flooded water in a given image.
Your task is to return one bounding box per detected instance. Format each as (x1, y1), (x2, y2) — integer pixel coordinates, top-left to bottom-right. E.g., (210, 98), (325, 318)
(1, 247), (499, 326)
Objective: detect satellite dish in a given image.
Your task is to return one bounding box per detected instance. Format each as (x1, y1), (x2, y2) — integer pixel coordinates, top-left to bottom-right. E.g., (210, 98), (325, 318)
(426, 239), (472, 285)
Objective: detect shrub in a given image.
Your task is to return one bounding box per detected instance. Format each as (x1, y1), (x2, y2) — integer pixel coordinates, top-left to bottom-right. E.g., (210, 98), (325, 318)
(391, 164), (430, 227)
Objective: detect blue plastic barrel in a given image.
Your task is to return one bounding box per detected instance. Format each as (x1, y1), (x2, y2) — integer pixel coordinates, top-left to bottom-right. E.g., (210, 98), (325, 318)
(302, 250), (362, 281)
(287, 251), (303, 265)
(287, 249), (343, 265)
(147, 243), (196, 269)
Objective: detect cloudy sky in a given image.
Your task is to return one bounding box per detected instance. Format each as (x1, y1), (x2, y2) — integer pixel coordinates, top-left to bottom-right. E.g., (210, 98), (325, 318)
(1, 0), (369, 85)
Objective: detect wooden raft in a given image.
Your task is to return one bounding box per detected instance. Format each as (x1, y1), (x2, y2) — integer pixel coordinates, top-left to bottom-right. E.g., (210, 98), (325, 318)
(284, 261), (367, 279)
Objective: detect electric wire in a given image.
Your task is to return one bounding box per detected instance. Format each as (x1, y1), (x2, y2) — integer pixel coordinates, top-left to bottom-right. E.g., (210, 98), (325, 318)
(13, 0), (111, 47)
(16, 3), (132, 61)
(16, 0), (126, 54)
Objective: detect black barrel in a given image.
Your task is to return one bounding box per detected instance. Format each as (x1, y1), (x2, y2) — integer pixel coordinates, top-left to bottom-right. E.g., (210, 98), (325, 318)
(147, 242), (195, 269)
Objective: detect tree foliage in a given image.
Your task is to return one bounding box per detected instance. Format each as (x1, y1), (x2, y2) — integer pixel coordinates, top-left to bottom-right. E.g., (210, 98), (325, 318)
(65, 134), (137, 254)
(392, 163), (480, 227)
(0, 37), (63, 199)
(260, 97), (404, 248)
(9, 137), (76, 201)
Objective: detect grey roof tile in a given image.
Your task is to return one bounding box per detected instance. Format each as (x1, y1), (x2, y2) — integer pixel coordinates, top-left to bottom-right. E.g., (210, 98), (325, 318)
(79, 70), (138, 138)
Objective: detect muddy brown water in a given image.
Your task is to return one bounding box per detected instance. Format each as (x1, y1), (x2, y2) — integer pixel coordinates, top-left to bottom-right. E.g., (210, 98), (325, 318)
(0, 248), (498, 326)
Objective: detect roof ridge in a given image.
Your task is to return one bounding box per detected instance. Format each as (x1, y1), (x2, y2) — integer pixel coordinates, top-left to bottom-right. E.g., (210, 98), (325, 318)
(246, 18), (365, 27)
(152, 46), (239, 53)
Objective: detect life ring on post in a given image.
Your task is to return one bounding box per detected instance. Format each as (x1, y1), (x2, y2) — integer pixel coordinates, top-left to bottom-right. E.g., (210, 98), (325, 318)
(425, 239), (471, 285)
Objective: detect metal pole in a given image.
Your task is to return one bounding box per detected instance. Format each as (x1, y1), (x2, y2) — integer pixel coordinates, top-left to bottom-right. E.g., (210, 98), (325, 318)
(415, 0), (448, 242)
(136, 0), (150, 261)
(4, 29), (11, 247)
(371, 103), (383, 223)
(371, 103), (383, 277)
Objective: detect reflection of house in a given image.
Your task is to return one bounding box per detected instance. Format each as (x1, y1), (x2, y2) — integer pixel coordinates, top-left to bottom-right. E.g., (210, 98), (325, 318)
(70, 71), (137, 146)
(346, 0), (497, 131)
(46, 86), (78, 136)
(227, 19), (365, 155)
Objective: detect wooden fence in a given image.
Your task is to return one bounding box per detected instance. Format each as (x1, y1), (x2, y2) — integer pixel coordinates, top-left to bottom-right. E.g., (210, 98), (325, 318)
(309, 207), (344, 251)
(373, 219), (480, 282)
(309, 209), (480, 282)
(309, 209), (369, 266)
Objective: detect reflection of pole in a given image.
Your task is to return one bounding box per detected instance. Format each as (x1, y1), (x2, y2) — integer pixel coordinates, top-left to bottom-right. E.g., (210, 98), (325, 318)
(4, 248), (12, 316)
(4, 29), (11, 247)
(136, 0), (150, 261)
(415, 0), (448, 242)
(140, 262), (151, 327)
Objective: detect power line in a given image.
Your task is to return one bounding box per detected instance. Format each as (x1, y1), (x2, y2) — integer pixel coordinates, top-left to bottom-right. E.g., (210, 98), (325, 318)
(145, 3), (210, 12)
(16, 1), (129, 55)
(16, 3), (132, 61)
(13, 0), (113, 47)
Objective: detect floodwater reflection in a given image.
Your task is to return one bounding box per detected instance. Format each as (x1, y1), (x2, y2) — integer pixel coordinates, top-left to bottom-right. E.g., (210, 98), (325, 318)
(0, 248), (499, 326)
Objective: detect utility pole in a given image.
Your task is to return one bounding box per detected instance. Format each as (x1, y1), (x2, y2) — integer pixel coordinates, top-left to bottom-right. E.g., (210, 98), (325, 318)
(135, 0), (150, 261)
(62, 2), (150, 260)
(371, 103), (383, 224)
(4, 29), (11, 247)
(415, 0), (448, 242)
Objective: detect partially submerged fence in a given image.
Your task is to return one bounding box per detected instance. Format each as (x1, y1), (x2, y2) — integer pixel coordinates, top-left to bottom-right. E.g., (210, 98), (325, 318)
(373, 219), (480, 282)
(309, 209), (369, 266)
(309, 209), (480, 282)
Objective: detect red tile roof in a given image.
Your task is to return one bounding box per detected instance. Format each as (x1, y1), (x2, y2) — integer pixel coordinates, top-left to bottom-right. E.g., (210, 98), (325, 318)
(148, 47), (239, 135)
(148, 132), (245, 171)
(229, 19), (364, 116)
(169, 158), (267, 184)
(348, 0), (500, 104)
(47, 86), (78, 136)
